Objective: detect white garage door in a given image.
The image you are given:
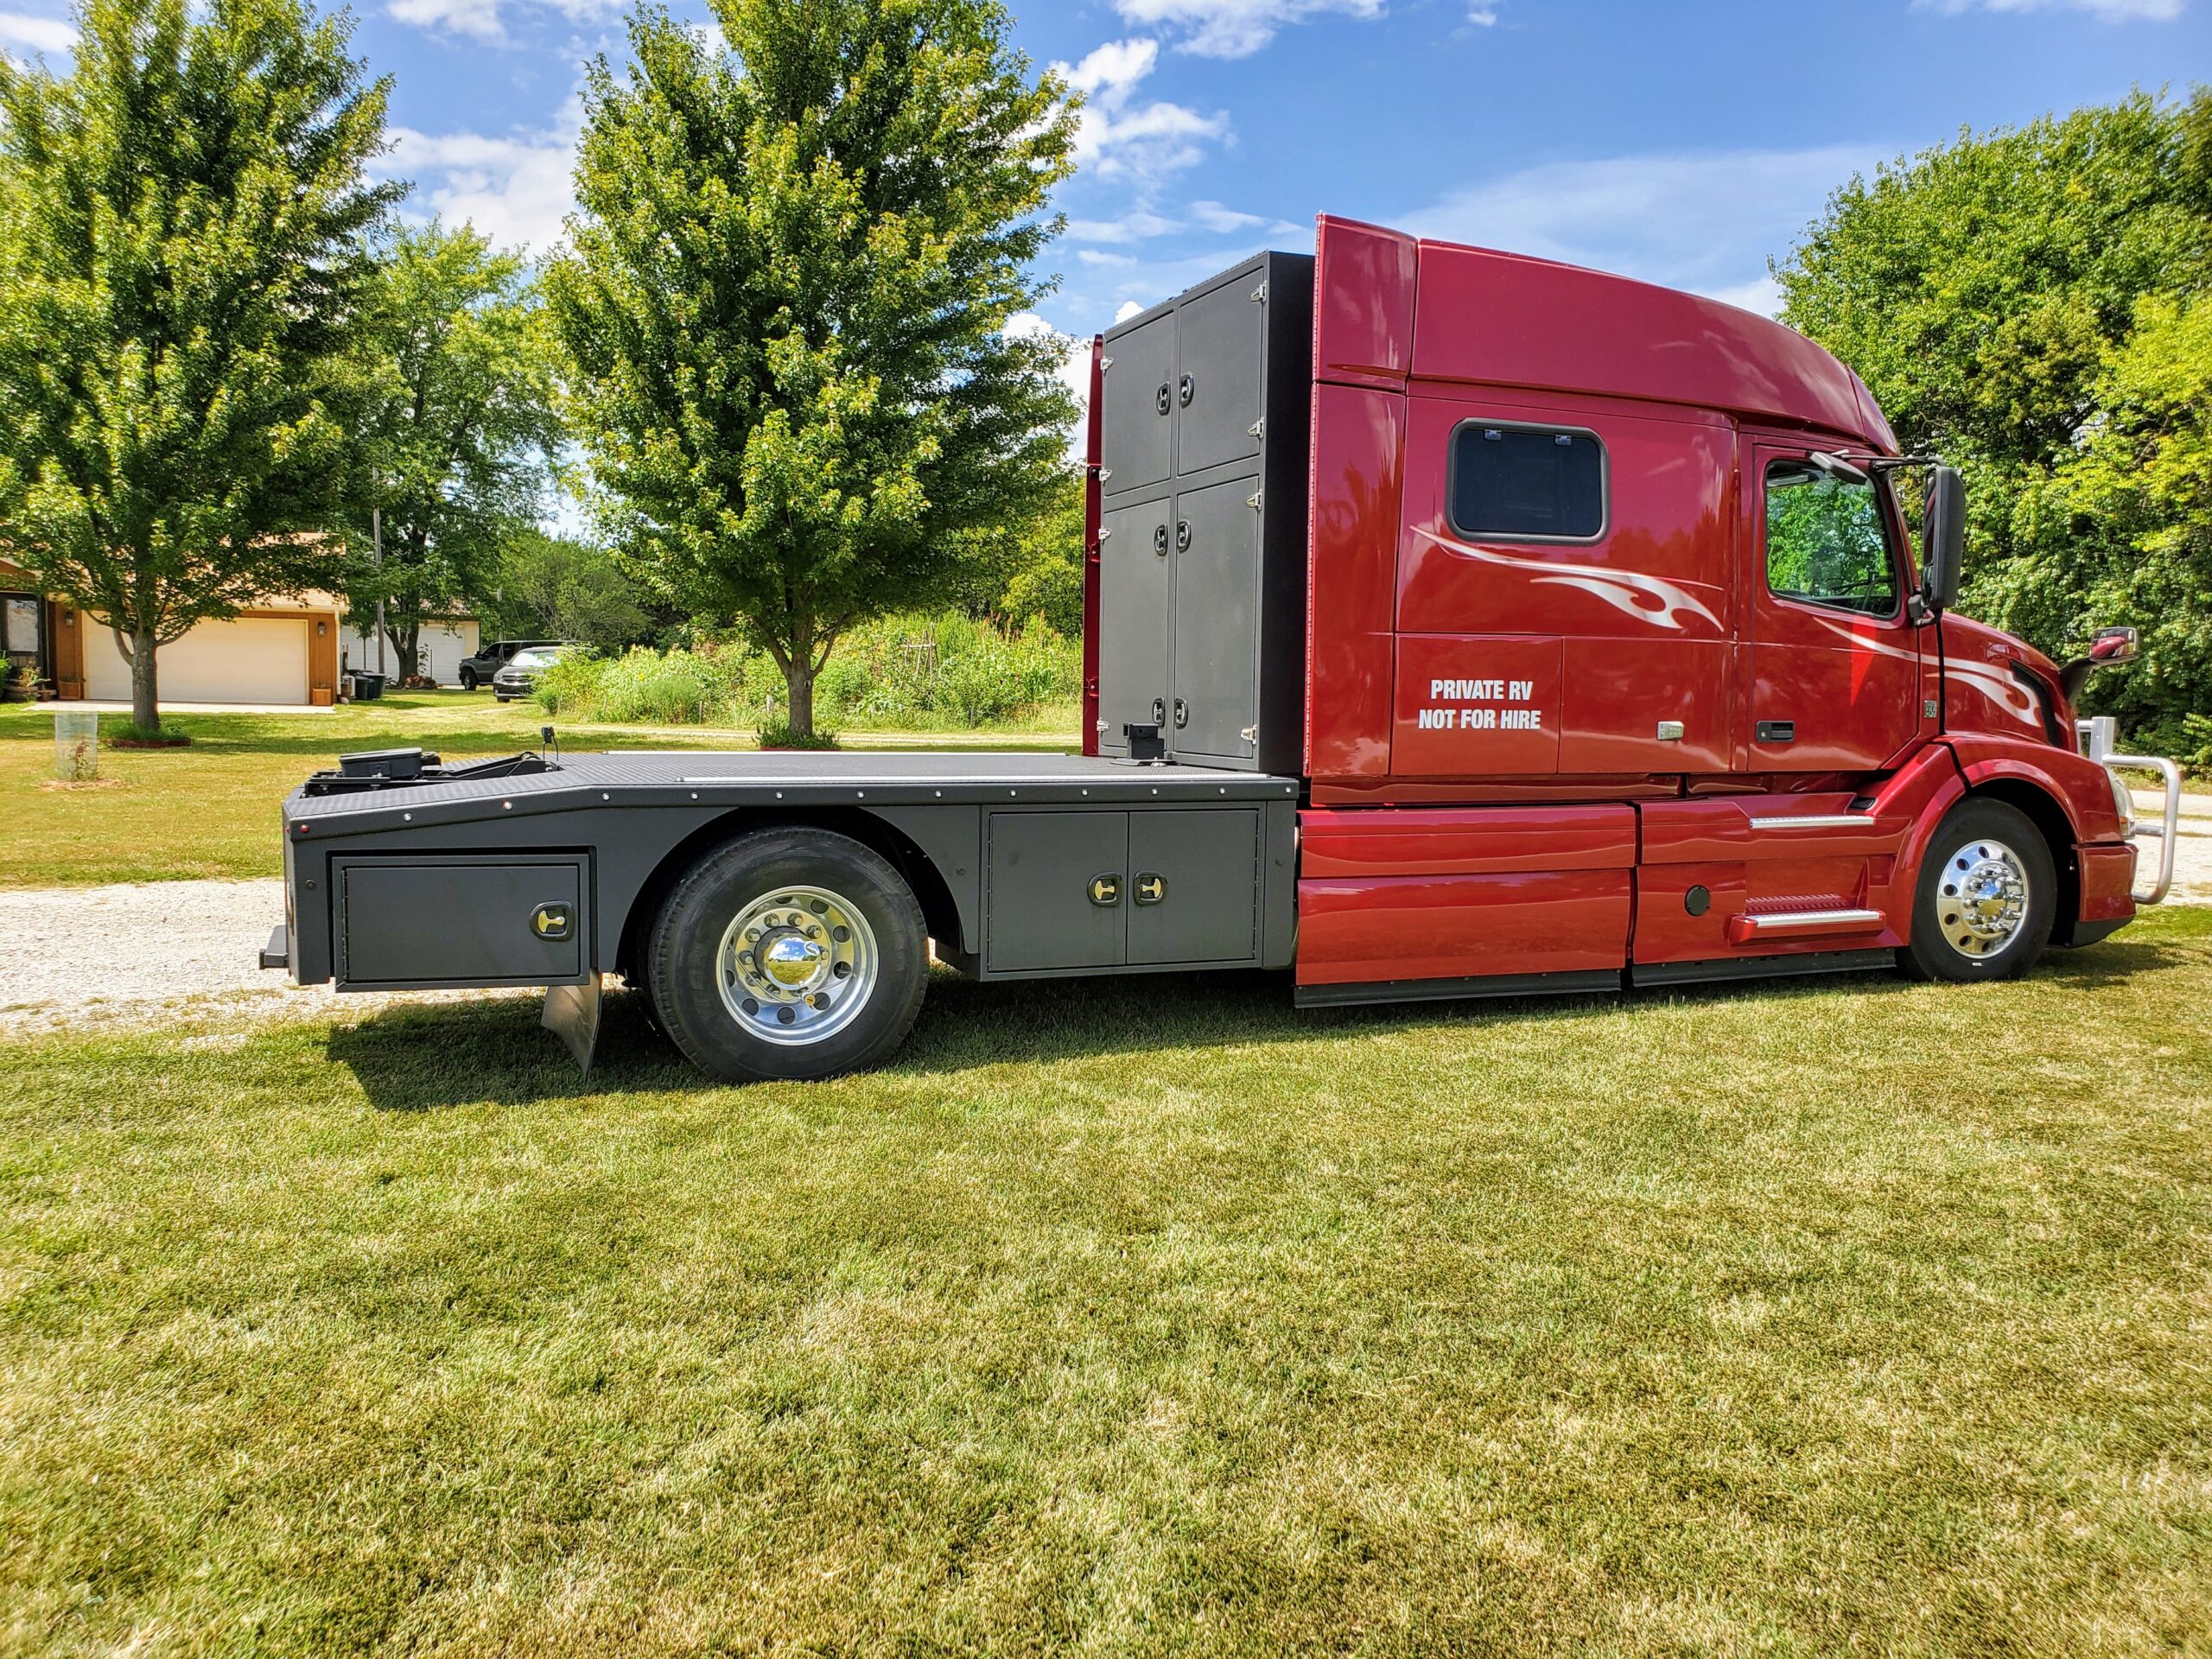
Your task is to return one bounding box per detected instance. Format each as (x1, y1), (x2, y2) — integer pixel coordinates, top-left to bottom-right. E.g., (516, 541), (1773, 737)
(86, 616), (310, 705)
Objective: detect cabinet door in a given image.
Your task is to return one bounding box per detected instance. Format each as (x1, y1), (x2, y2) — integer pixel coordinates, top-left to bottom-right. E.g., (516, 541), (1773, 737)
(1170, 475), (1261, 762)
(1128, 809), (1261, 965)
(986, 811), (1128, 973)
(1098, 311), (1175, 496)
(1175, 276), (1265, 477)
(337, 855), (586, 987)
(1098, 497), (1174, 753)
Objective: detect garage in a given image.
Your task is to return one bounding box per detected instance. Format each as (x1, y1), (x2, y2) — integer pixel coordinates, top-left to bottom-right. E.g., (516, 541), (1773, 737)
(86, 615), (311, 705)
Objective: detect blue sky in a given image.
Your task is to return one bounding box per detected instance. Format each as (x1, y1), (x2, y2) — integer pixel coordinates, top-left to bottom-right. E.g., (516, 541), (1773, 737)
(2, 0), (2205, 389)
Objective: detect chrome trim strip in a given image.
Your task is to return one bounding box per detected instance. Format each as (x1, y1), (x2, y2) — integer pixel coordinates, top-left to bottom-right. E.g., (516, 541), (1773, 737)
(1738, 907), (1885, 931)
(1746, 814), (1872, 830)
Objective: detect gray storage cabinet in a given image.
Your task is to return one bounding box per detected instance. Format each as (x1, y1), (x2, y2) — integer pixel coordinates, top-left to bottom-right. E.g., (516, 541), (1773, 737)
(1095, 251), (1313, 776)
(984, 805), (1265, 976)
(334, 853), (591, 989)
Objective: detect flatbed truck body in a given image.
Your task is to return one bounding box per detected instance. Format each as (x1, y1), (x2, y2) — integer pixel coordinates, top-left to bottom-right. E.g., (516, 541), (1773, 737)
(266, 216), (2180, 1081)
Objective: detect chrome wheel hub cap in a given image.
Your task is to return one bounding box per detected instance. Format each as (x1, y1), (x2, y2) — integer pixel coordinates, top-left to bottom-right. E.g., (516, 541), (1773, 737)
(715, 885), (877, 1046)
(1938, 838), (2029, 958)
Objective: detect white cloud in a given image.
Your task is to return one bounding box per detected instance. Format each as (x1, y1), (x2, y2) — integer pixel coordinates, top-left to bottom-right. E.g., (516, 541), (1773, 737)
(1056, 38), (1229, 181)
(0, 10), (73, 54)
(1065, 207), (1182, 244)
(1112, 0), (1385, 57)
(1077, 249), (1138, 265)
(1918, 0), (2183, 17)
(383, 97), (582, 253)
(1401, 145), (1881, 316)
(1186, 200), (1264, 232)
(1114, 300), (1147, 322)
(1466, 3), (1500, 22)
(385, 0), (618, 44)
(388, 0), (505, 41)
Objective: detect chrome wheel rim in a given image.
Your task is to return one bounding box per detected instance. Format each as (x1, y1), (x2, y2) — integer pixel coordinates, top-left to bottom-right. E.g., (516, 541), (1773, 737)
(715, 884), (878, 1046)
(1937, 837), (2030, 959)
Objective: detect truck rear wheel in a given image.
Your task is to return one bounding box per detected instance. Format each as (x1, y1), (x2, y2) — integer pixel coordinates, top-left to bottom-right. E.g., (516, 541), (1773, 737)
(1902, 798), (2056, 982)
(646, 829), (928, 1083)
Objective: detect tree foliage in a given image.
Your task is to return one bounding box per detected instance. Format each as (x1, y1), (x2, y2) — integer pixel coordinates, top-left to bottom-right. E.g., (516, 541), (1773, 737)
(481, 527), (652, 651)
(1776, 89), (2212, 755)
(0, 0), (396, 729)
(346, 221), (562, 678)
(547, 0), (1078, 735)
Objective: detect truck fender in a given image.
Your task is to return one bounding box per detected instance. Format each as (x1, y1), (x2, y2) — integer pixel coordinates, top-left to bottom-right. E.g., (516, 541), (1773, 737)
(613, 805), (979, 982)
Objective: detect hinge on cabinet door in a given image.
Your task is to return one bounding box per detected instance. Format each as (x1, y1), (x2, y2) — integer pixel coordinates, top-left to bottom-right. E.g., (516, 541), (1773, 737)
(1250, 282), (1267, 302)
(1247, 488), (1262, 510)
(1096, 527), (1112, 539)
(1100, 356), (1113, 372)
(1098, 467), (1112, 480)
(1241, 724), (1257, 743)
(1248, 417), (1263, 438)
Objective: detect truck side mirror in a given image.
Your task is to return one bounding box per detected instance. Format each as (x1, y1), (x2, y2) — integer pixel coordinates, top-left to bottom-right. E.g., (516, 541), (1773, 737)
(1922, 466), (1965, 613)
(2088, 626), (2138, 664)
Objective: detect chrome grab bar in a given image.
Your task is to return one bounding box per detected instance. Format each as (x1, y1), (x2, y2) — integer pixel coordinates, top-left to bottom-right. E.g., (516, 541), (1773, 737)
(2079, 716), (2181, 905)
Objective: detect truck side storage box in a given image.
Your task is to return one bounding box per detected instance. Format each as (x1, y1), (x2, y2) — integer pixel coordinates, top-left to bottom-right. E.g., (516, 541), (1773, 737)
(334, 853), (591, 990)
(984, 807), (1263, 976)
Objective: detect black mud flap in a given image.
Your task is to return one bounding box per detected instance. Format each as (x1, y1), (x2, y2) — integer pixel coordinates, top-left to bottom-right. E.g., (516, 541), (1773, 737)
(542, 974), (602, 1076)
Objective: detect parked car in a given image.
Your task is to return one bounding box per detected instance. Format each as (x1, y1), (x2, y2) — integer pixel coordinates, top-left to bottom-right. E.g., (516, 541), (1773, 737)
(492, 644), (575, 702)
(456, 639), (563, 690)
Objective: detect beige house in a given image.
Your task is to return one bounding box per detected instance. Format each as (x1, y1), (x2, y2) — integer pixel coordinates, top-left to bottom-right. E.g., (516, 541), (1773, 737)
(0, 556), (343, 706)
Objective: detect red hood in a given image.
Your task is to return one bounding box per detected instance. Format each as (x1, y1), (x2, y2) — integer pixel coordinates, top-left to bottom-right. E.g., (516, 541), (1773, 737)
(1941, 613), (2068, 740)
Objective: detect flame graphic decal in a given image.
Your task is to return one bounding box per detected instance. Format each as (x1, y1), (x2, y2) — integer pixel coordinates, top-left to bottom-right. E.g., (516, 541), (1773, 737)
(1414, 528), (1723, 634)
(1804, 615), (2038, 725)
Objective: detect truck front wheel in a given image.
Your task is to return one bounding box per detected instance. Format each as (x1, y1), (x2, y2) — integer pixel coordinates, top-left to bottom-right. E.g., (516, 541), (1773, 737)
(1901, 798), (2056, 982)
(646, 829), (929, 1083)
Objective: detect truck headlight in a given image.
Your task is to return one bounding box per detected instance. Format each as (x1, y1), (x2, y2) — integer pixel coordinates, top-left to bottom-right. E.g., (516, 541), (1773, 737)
(2108, 767), (2136, 839)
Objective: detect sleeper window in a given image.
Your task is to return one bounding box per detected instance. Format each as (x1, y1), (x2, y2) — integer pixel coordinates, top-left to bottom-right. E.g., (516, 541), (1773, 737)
(1449, 424), (1606, 542)
(1764, 461), (1899, 617)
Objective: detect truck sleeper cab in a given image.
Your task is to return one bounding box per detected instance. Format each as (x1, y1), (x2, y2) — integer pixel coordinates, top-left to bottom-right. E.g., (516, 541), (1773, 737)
(264, 216), (2175, 1083)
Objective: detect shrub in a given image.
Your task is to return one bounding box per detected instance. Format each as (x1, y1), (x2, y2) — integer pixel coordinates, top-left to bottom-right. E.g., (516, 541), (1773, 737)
(530, 650), (606, 716)
(526, 614), (1080, 731)
(756, 720), (839, 750)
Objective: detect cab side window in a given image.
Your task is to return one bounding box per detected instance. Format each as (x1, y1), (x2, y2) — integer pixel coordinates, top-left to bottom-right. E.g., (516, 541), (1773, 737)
(1764, 461), (1899, 616)
(1451, 423), (1606, 542)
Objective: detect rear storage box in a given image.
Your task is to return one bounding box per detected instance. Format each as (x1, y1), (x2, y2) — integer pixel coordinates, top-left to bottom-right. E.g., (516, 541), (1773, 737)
(334, 853), (590, 990)
(1095, 251), (1314, 775)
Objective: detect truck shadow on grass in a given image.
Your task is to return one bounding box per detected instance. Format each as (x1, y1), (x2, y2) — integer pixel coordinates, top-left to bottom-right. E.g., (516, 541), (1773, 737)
(324, 933), (2187, 1113)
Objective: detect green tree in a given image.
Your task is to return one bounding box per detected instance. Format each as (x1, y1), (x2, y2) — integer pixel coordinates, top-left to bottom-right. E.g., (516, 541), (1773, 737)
(1774, 89), (2212, 747)
(548, 0), (1077, 736)
(0, 0), (396, 731)
(2025, 293), (2212, 760)
(483, 527), (652, 650)
(995, 464), (1084, 635)
(347, 221), (561, 680)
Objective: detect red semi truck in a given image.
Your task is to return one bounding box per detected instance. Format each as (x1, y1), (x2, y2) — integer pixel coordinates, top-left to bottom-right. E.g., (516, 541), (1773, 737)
(263, 215), (2181, 1082)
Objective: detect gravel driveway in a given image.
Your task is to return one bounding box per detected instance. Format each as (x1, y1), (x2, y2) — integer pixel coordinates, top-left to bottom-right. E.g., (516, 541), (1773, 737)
(3, 791), (2204, 1035)
(0, 878), (532, 1034)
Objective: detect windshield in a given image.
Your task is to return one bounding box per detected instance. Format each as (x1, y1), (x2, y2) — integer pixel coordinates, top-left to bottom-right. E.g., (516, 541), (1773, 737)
(509, 648), (565, 668)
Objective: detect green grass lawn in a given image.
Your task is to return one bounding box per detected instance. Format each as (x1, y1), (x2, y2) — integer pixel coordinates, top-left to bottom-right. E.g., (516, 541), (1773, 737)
(4, 907), (2210, 1655)
(0, 691), (1080, 888)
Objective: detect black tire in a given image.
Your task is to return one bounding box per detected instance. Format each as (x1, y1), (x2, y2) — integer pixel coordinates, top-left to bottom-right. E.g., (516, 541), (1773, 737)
(645, 828), (928, 1083)
(458, 667), (479, 690)
(1901, 798), (2056, 982)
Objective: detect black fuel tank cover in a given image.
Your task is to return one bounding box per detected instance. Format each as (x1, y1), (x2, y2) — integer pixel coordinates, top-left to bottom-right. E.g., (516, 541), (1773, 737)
(1684, 885), (1712, 917)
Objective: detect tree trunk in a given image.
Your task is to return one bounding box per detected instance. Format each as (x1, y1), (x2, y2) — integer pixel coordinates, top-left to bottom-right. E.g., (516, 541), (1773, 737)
(783, 656), (815, 738)
(129, 627), (159, 734)
(393, 622), (421, 681)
